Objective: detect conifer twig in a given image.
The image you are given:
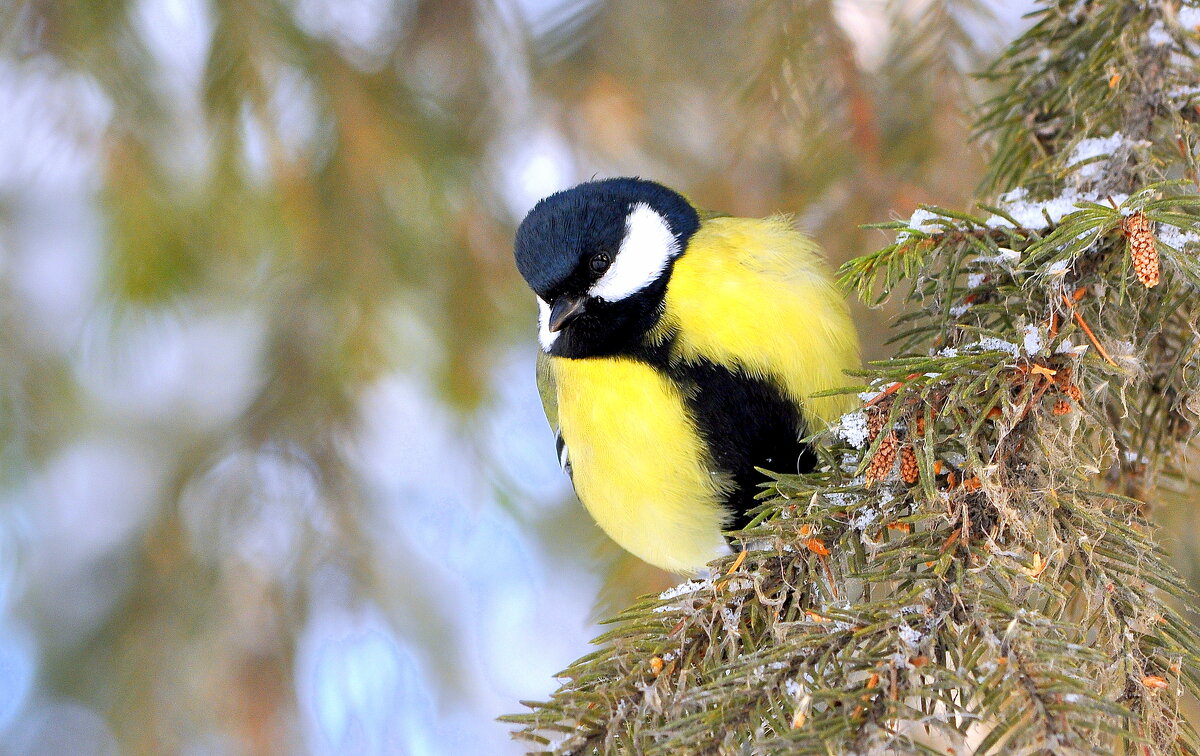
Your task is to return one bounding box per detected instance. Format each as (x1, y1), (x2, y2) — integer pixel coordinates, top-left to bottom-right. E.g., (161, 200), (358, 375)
(1060, 291), (1118, 367)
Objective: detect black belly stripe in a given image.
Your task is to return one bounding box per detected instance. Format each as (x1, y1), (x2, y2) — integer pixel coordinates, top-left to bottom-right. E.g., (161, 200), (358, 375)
(625, 340), (812, 530)
(669, 360), (813, 530)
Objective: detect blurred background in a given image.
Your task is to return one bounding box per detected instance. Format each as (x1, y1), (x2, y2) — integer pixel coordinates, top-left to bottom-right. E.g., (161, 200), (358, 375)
(9, 1), (1188, 754)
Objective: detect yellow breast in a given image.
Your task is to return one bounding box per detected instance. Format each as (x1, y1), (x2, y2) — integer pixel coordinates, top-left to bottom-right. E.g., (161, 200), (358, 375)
(551, 355), (731, 574)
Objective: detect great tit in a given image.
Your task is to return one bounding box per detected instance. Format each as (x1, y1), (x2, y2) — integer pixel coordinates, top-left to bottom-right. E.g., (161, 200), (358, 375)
(514, 177), (859, 574)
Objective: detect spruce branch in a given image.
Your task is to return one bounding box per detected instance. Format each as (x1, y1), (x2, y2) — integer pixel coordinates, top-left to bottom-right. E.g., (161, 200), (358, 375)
(504, 2), (1200, 753)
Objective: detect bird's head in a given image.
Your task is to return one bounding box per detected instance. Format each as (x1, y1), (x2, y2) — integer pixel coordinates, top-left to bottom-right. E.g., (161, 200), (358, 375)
(514, 177), (699, 357)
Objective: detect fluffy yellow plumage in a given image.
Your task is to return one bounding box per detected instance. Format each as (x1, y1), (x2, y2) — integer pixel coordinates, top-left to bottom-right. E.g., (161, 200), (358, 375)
(652, 216), (860, 429)
(552, 357), (731, 574)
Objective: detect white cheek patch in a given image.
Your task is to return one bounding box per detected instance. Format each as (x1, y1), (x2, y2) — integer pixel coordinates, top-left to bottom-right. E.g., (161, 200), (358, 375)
(588, 202), (678, 302)
(537, 297), (558, 351)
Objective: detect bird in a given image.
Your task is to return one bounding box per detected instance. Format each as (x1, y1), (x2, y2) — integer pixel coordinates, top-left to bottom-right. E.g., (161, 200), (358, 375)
(514, 177), (860, 575)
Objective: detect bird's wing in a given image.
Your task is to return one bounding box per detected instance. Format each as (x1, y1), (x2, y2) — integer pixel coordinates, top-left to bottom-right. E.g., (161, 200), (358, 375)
(536, 350), (558, 428)
(536, 351), (572, 477)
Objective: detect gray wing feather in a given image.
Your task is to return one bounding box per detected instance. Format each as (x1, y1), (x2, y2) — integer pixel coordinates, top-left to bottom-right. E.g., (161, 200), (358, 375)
(536, 351), (572, 478)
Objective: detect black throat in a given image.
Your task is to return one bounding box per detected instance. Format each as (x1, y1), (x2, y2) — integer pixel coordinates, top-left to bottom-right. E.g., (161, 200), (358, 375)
(544, 278), (671, 359)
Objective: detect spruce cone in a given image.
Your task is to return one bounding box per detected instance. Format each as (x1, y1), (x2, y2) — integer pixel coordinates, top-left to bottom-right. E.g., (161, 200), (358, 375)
(866, 406), (887, 443)
(865, 432), (898, 486)
(1054, 365), (1083, 402)
(1065, 382), (1082, 402)
(1123, 211), (1160, 288)
(899, 443), (919, 484)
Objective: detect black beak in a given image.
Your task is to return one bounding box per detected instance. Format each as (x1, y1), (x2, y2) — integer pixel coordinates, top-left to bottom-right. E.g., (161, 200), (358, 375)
(548, 295), (587, 332)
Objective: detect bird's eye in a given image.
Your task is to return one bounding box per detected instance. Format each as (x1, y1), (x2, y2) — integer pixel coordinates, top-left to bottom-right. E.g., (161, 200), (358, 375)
(590, 253), (611, 274)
